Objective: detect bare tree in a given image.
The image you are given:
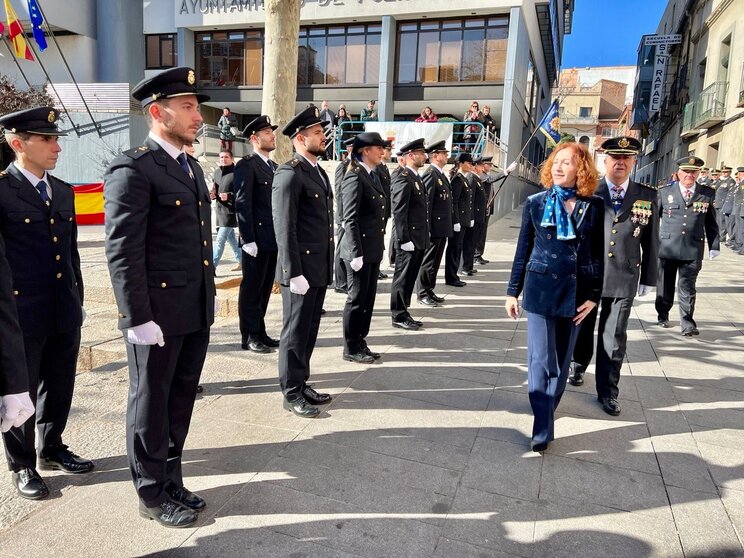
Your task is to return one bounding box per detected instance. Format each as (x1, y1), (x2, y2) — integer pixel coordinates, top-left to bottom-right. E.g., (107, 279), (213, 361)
(0, 76), (55, 115)
(262, 0), (300, 164)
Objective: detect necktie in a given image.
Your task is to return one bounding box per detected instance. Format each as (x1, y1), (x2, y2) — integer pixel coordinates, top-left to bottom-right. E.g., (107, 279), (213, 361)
(611, 185), (624, 213)
(177, 153), (193, 180)
(35, 180), (51, 206)
(316, 166), (327, 191)
(268, 159), (276, 172)
(684, 189), (692, 203)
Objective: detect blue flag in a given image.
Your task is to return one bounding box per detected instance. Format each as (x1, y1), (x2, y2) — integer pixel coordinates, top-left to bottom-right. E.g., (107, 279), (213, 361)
(537, 99), (561, 147)
(27, 0), (48, 51)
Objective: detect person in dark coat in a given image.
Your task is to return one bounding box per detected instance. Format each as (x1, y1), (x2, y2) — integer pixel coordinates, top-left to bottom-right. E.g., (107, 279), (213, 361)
(506, 142), (604, 452)
(0, 107), (93, 501)
(212, 150), (241, 269)
(233, 115), (280, 353)
(712, 168), (730, 244)
(387, 154), (407, 267)
(416, 140), (452, 306)
(272, 106), (334, 419)
(339, 132), (388, 363)
(474, 156), (501, 265)
(376, 141), (393, 280)
(104, 67), (215, 528)
(655, 156), (719, 336)
(461, 157), (486, 275)
(333, 138), (356, 294)
(390, 138), (430, 330)
(444, 153), (474, 287)
(568, 136), (659, 416)
(733, 167), (744, 255)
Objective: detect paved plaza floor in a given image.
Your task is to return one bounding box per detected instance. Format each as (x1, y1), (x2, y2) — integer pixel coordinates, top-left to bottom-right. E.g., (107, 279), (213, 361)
(1, 208), (743, 557)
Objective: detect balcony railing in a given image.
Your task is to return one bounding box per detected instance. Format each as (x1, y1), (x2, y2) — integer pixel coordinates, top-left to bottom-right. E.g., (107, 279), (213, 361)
(680, 101), (698, 138)
(694, 81), (728, 129)
(560, 114), (598, 126)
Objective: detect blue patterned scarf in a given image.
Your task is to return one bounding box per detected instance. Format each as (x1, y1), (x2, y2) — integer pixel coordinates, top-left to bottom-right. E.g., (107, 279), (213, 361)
(540, 185), (577, 240)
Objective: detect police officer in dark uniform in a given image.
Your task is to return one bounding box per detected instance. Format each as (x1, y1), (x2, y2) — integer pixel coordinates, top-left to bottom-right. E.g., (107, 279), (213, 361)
(732, 167), (744, 254)
(445, 153), (474, 287)
(333, 137), (356, 294)
(719, 166), (738, 247)
(712, 168), (730, 244)
(462, 157), (486, 276)
(390, 138), (430, 330)
(475, 155), (499, 265)
(234, 115), (280, 353)
(104, 67), (215, 527)
(376, 141), (393, 280)
(567, 137), (659, 416)
(339, 132), (387, 363)
(273, 106), (334, 418)
(0, 107), (93, 501)
(696, 167), (712, 187)
(655, 156), (719, 336)
(416, 140), (451, 306)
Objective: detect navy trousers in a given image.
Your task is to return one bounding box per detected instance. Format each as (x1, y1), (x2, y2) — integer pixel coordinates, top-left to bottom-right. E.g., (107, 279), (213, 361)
(526, 311), (581, 445)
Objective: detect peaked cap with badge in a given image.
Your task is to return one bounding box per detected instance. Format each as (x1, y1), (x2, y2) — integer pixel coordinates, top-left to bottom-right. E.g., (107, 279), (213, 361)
(282, 106), (323, 138)
(676, 156), (705, 171)
(397, 138), (426, 155)
(0, 107), (67, 136)
(131, 66), (210, 107)
(352, 131), (386, 152)
(243, 115), (277, 138)
(425, 140), (448, 154)
(601, 136), (641, 156)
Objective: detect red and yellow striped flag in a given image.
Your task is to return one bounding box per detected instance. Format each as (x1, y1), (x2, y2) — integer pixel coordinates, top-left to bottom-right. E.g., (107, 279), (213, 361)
(4, 0), (35, 61)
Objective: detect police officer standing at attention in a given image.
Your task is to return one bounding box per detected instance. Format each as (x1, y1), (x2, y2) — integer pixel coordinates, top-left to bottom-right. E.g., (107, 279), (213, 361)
(390, 138), (430, 330)
(461, 157), (486, 276)
(713, 168), (730, 244)
(234, 115), (280, 353)
(445, 153), (474, 287)
(104, 67), (215, 527)
(567, 137), (658, 416)
(656, 157), (719, 336)
(339, 132), (387, 363)
(416, 140), (451, 307)
(273, 106), (334, 418)
(732, 167), (744, 255)
(333, 137), (356, 294)
(719, 166), (738, 248)
(474, 155), (498, 266)
(0, 107), (93, 500)
(697, 167), (712, 187)
(376, 140), (393, 280)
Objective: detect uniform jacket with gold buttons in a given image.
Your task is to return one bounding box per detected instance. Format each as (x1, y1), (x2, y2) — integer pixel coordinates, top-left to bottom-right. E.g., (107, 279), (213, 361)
(272, 154), (334, 287)
(0, 230), (30, 394)
(450, 172), (472, 227)
(467, 172), (487, 225)
(234, 153), (278, 251)
(103, 138), (216, 335)
(339, 159), (386, 264)
(376, 162), (392, 220)
(391, 166), (430, 250)
(0, 165), (83, 336)
(507, 190), (604, 318)
(595, 179), (658, 298)
(657, 183), (719, 261)
(422, 165), (452, 239)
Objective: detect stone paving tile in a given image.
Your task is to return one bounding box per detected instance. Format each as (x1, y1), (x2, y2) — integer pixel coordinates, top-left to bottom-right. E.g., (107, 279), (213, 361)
(479, 388), (534, 447)
(695, 441), (744, 492)
(433, 537), (524, 558)
(651, 434), (719, 494)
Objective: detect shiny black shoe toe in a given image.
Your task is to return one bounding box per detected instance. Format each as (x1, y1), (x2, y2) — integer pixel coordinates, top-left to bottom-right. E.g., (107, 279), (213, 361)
(343, 351), (375, 364)
(302, 385), (332, 405)
(531, 441), (548, 453)
(378, 271), (388, 280)
(363, 346), (381, 360)
(657, 319), (670, 328)
(166, 485), (206, 511)
(682, 328), (699, 337)
(463, 269), (476, 276)
(418, 295), (440, 307)
(12, 468), (49, 500)
(446, 280), (467, 287)
(246, 339), (272, 353)
(139, 499), (198, 528)
(39, 446), (94, 474)
(392, 318), (421, 330)
(599, 396), (621, 416)
(568, 363), (585, 387)
(283, 397), (321, 418)
(261, 335), (280, 348)
(428, 292), (445, 303)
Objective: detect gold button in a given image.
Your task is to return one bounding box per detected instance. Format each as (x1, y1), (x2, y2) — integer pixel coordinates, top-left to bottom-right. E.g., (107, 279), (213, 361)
(258, 222), (262, 226)
(24, 218), (30, 223)
(199, 201), (202, 206)
(610, 241), (616, 246)
(306, 250), (310, 254)
(315, 193), (319, 198)
(613, 218), (618, 223)
(55, 255), (61, 261)
(176, 200), (181, 206)
(56, 272), (62, 279)
(161, 282), (167, 288)
(636, 263), (640, 267)
(203, 260), (209, 266)
(201, 220), (205, 226)
(13, 290), (18, 296)
(69, 217), (73, 222)
(608, 252), (614, 258)
(53, 236), (58, 243)
(612, 229), (617, 234)
(50, 218), (55, 224)
(362, 233), (366, 237)
(118, 313), (125, 318)
(682, 231), (686, 235)
(203, 240), (207, 246)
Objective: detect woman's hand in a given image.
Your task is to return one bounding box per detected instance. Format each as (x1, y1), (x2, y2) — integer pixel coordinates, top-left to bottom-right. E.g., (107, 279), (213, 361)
(573, 300), (597, 325)
(505, 296), (520, 320)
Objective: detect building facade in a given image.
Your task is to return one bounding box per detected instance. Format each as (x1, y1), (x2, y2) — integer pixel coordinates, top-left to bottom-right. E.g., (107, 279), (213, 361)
(631, 0), (744, 186)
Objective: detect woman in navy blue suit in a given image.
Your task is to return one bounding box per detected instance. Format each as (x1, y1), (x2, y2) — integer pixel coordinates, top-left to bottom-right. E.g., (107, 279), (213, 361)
(505, 143), (604, 452)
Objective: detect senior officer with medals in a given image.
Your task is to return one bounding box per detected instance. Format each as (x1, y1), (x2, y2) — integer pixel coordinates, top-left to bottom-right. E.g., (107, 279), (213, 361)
(338, 132), (387, 364)
(390, 138), (430, 330)
(655, 156), (719, 336)
(416, 140), (452, 306)
(273, 106), (334, 419)
(0, 107), (93, 500)
(568, 137), (659, 416)
(104, 67), (215, 527)
(234, 115), (280, 353)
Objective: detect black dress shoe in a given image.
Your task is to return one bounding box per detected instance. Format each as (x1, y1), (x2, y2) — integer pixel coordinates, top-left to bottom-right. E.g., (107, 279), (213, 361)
(408, 316), (423, 326)
(392, 318), (421, 330)
(657, 318), (670, 328)
(475, 256), (490, 265)
(418, 295), (440, 307)
(463, 269), (476, 276)
(446, 280), (467, 287)
(166, 485), (206, 511)
(343, 351), (375, 364)
(428, 291), (445, 303)
(139, 499), (198, 528)
(334, 287), (348, 294)
(363, 346), (381, 360)
(12, 468), (49, 500)
(682, 328), (700, 337)
(599, 396), (621, 416)
(245, 339), (272, 353)
(261, 335), (280, 348)
(302, 384), (332, 405)
(568, 363), (585, 386)
(531, 441), (548, 453)
(283, 397), (321, 418)
(378, 271), (388, 279)
(321, 308), (327, 315)
(39, 446), (94, 474)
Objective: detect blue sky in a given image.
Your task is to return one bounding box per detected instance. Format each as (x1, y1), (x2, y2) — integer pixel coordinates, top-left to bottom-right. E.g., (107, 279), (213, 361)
(562, 0), (669, 68)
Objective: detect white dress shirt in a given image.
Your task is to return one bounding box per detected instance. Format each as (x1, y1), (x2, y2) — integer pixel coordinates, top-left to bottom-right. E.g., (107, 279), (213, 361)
(14, 162), (51, 200)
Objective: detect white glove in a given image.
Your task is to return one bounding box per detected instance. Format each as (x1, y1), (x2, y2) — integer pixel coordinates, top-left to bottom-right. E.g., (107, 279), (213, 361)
(127, 321), (165, 347)
(242, 242), (258, 257)
(709, 250), (720, 260)
(400, 241), (415, 252)
(350, 256), (363, 272)
(0, 392), (35, 433)
(453, 223), (461, 232)
(469, 220), (475, 227)
(505, 161), (518, 175)
(637, 284), (655, 297)
(81, 307), (87, 323)
(289, 275), (310, 295)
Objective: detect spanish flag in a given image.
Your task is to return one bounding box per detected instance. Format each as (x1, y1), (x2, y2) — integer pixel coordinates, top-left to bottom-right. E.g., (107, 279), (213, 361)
(73, 183), (105, 225)
(4, 0), (35, 61)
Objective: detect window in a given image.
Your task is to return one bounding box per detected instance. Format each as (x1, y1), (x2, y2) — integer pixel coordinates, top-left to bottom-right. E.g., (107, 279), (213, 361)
(579, 107), (592, 117)
(146, 34), (178, 70)
(396, 16), (509, 84)
(196, 32), (263, 87)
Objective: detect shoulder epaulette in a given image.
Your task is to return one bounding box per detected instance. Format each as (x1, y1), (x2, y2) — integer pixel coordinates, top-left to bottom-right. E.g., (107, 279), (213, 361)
(639, 183), (657, 191)
(290, 159), (300, 167)
(123, 145), (150, 159)
(400, 169), (409, 176)
(0, 170), (7, 178)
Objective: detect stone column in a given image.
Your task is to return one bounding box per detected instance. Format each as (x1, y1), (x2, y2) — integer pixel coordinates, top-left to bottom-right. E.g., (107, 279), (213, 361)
(377, 15), (397, 122)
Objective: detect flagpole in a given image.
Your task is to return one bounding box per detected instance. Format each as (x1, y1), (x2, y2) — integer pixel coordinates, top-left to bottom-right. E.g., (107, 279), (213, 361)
(504, 94), (566, 170)
(0, 35), (32, 87)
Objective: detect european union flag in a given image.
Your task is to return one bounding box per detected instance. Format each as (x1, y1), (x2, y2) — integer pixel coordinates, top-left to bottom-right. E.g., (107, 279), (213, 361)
(27, 0), (48, 51)
(537, 99), (561, 147)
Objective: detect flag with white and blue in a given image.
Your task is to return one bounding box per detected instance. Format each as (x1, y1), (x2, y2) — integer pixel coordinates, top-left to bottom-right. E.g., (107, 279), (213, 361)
(537, 99), (561, 147)
(27, 0), (48, 51)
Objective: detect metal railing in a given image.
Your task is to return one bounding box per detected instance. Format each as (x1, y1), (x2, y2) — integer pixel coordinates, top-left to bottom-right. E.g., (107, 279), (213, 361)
(681, 101), (696, 136)
(694, 81), (728, 128)
(560, 113), (598, 125)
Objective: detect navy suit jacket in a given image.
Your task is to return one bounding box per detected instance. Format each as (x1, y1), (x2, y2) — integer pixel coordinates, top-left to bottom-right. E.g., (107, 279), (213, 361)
(507, 190), (605, 318)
